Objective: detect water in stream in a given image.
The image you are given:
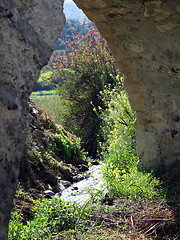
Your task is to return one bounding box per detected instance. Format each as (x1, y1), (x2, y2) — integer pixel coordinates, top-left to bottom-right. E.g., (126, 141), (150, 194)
(60, 164), (105, 204)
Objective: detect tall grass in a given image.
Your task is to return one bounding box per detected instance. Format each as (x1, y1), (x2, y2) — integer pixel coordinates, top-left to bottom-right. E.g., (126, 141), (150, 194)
(31, 94), (70, 125)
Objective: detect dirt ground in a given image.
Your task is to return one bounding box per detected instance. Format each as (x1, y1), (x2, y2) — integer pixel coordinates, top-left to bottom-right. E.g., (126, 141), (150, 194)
(89, 198), (180, 240)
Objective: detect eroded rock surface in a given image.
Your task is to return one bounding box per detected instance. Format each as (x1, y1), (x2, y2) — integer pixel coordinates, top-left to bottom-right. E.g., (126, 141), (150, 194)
(74, 0), (180, 173)
(0, 0), (65, 238)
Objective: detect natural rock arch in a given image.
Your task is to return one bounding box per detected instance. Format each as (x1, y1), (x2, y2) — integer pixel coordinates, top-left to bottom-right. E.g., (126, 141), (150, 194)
(0, 0), (179, 238)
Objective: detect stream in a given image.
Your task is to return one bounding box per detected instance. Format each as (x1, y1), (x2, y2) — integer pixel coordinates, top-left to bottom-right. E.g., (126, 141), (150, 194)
(60, 164), (105, 204)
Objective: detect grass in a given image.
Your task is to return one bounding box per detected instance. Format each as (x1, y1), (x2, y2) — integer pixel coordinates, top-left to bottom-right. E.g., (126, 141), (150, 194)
(103, 166), (163, 200)
(28, 105), (86, 165)
(38, 71), (53, 82)
(30, 94), (69, 125)
(38, 68), (75, 82)
(31, 89), (56, 95)
(9, 194), (179, 239)
(9, 197), (91, 240)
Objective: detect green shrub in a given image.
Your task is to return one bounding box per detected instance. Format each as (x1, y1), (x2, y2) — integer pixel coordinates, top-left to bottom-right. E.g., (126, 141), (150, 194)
(9, 198), (90, 240)
(27, 115), (86, 168)
(100, 78), (162, 200)
(49, 133), (86, 163)
(103, 166), (162, 199)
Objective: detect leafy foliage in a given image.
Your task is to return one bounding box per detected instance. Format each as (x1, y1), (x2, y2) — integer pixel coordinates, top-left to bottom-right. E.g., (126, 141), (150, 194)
(100, 78), (162, 199)
(56, 19), (95, 50)
(32, 69), (74, 92)
(9, 198), (90, 239)
(100, 78), (136, 171)
(49, 132), (85, 164)
(34, 113), (86, 165)
(51, 25), (121, 157)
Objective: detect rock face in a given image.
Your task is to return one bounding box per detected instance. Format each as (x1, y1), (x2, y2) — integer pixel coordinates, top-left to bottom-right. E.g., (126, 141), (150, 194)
(0, 0), (180, 238)
(74, 0), (180, 173)
(0, 0), (65, 238)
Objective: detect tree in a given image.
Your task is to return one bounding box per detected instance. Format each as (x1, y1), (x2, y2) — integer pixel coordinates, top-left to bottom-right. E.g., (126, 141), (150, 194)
(55, 19), (95, 50)
(50, 25), (121, 157)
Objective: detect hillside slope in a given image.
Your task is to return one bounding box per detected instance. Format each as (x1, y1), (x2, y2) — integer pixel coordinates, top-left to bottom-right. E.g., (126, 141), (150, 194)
(64, 0), (88, 22)
(18, 102), (87, 199)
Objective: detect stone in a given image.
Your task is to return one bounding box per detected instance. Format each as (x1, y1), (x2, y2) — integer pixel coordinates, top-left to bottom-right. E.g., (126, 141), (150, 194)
(78, 164), (89, 172)
(156, 22), (180, 32)
(44, 189), (55, 196)
(144, 0), (171, 21)
(0, 0), (65, 238)
(52, 182), (65, 194)
(175, 5), (180, 13)
(60, 180), (72, 188)
(72, 174), (84, 182)
(91, 160), (99, 165)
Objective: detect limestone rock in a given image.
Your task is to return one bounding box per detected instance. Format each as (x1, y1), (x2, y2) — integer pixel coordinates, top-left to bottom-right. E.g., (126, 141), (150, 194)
(156, 22), (180, 32)
(144, 0), (171, 21)
(0, 0), (65, 238)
